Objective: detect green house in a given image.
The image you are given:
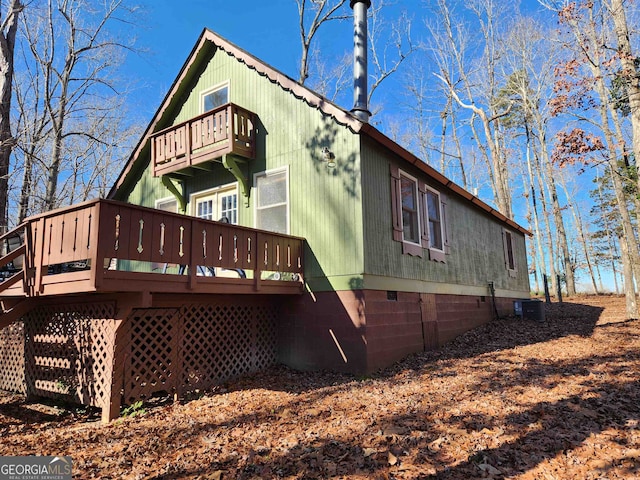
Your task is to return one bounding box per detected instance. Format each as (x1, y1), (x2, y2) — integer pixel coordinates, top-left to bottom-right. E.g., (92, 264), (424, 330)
(0, 13), (530, 421)
(111, 27), (530, 373)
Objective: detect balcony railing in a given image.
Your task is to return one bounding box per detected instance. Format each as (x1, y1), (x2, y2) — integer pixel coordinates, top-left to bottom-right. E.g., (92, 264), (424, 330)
(0, 199), (304, 299)
(151, 103), (256, 177)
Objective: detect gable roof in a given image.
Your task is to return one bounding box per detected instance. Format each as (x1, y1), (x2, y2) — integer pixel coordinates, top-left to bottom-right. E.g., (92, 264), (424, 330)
(109, 28), (530, 237)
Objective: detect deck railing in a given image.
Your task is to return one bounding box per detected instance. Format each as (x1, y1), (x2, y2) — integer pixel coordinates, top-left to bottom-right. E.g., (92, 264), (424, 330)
(151, 103), (256, 177)
(0, 225), (27, 295)
(1, 199), (304, 297)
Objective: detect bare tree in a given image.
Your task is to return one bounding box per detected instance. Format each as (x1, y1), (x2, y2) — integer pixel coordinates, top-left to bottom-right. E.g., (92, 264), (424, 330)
(430, 0), (516, 218)
(497, 15), (579, 295)
(557, 168), (599, 293)
(366, 2), (415, 105)
(16, 0), (138, 213)
(302, 0), (415, 124)
(295, 0), (347, 84)
(307, 45), (351, 101)
(548, 0), (639, 315)
(606, 0), (640, 197)
(0, 0), (23, 231)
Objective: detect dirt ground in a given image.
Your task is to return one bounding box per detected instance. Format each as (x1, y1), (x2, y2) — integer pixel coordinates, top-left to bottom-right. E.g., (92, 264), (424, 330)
(1, 295), (639, 479)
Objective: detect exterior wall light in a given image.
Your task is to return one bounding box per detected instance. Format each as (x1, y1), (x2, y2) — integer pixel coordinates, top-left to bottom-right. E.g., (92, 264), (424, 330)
(321, 146), (336, 168)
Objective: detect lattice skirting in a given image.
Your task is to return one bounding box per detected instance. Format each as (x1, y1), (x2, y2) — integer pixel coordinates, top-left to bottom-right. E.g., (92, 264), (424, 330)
(0, 302), (117, 409)
(123, 301), (278, 403)
(25, 302), (117, 409)
(0, 321), (26, 393)
(0, 298), (278, 411)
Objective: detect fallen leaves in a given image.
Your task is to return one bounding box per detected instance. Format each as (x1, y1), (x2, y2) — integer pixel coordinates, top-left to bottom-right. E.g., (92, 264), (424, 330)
(1, 295), (639, 479)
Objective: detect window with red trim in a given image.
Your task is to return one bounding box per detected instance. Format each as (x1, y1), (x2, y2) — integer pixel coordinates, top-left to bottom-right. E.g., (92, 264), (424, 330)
(400, 173), (420, 245)
(390, 164), (451, 260)
(503, 229), (517, 277)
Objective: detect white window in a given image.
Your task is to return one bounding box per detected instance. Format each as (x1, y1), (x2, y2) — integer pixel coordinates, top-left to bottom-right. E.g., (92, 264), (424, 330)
(190, 184), (238, 224)
(201, 83), (229, 113)
(254, 168), (289, 234)
(400, 172), (420, 245)
(156, 197), (178, 213)
(426, 188), (444, 252)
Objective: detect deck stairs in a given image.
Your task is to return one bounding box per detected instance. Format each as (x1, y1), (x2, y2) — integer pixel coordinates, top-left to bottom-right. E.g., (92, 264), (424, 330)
(0, 223), (32, 329)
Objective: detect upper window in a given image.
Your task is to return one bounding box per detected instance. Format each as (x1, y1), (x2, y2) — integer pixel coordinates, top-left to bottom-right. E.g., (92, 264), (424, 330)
(400, 173), (420, 245)
(190, 184), (238, 224)
(426, 188), (444, 252)
(255, 168), (289, 234)
(201, 83), (229, 113)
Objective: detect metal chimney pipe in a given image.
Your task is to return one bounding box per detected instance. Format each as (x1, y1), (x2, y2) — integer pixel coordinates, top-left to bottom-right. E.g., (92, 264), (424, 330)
(350, 0), (371, 122)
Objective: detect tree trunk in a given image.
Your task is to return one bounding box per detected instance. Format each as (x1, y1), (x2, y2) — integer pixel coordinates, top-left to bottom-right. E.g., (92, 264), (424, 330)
(17, 153), (33, 224)
(570, 3), (640, 316)
(524, 126), (547, 293)
(558, 169), (599, 294)
(608, 0), (640, 202)
(539, 134), (576, 295)
(0, 0), (23, 231)
(619, 235), (638, 319)
(44, 39), (73, 210)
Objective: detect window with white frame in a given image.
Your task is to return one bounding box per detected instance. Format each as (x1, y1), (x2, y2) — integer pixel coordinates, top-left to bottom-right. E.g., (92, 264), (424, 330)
(201, 83), (229, 113)
(426, 188), (444, 251)
(156, 197), (178, 213)
(190, 184), (238, 224)
(400, 172), (420, 245)
(255, 168), (288, 234)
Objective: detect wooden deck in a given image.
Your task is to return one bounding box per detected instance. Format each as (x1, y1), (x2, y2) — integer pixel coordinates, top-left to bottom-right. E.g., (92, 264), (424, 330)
(0, 199), (304, 327)
(151, 103), (256, 177)
(0, 199), (304, 422)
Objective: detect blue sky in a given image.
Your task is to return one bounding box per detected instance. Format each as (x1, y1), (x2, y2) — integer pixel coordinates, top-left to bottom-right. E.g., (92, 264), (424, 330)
(130, 0), (324, 118)
(127, 0), (551, 116)
(125, 0), (424, 122)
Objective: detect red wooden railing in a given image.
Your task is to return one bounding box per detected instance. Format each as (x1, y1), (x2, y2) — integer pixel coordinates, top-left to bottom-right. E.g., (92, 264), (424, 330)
(151, 103), (256, 177)
(0, 199), (304, 297)
(0, 225), (27, 295)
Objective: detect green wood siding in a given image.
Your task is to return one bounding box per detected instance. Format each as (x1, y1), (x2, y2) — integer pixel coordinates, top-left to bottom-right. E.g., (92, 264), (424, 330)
(118, 42), (529, 296)
(123, 158), (173, 209)
(361, 136), (529, 296)
(121, 45), (365, 290)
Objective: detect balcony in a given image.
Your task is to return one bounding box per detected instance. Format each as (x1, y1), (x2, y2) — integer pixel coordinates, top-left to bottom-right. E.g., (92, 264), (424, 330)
(151, 103), (256, 177)
(0, 199), (304, 315)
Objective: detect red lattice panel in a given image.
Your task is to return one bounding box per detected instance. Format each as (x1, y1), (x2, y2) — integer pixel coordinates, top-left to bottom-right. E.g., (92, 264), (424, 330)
(124, 308), (180, 403)
(23, 302), (116, 408)
(180, 302), (277, 392)
(0, 321), (26, 393)
(123, 302), (277, 403)
(253, 305), (278, 368)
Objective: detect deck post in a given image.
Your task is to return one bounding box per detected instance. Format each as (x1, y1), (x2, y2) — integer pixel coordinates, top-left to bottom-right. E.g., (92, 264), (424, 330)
(254, 232), (263, 292)
(89, 202), (103, 290)
(101, 292), (151, 423)
(102, 316), (127, 424)
(22, 224), (33, 294)
(188, 218), (198, 290)
(32, 218), (46, 295)
(185, 122), (192, 167)
(150, 135), (156, 175)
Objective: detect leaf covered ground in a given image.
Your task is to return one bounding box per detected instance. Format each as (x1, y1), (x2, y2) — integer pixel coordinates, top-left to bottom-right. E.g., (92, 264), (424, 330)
(1, 295), (639, 479)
